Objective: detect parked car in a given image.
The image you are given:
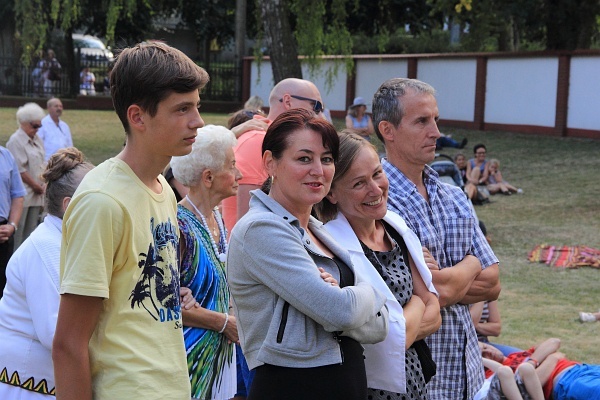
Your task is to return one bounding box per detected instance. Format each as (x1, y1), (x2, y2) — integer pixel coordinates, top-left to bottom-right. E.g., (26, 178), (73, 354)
(72, 34), (114, 62)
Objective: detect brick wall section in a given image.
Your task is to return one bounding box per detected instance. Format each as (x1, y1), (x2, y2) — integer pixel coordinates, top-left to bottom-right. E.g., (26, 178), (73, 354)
(555, 55), (570, 137)
(474, 56), (487, 131)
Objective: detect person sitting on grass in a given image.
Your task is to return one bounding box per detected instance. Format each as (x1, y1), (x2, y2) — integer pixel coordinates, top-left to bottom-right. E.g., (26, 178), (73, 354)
(480, 337), (600, 400)
(454, 153), (478, 201)
(486, 158), (523, 196)
(470, 301), (522, 356)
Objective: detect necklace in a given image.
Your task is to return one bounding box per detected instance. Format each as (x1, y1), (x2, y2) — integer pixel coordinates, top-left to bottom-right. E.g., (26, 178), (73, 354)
(185, 195), (228, 262)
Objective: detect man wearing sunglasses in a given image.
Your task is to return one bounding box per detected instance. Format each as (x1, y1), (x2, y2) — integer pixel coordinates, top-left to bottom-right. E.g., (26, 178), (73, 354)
(223, 78), (325, 235)
(6, 103), (47, 249)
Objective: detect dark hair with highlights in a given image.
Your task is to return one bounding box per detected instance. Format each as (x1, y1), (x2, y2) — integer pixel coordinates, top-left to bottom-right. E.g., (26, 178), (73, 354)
(110, 41), (210, 133)
(262, 108), (339, 162)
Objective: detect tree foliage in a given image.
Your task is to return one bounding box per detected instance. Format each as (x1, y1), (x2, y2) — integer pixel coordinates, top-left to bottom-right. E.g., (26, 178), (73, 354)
(544, 0), (600, 50)
(257, 0), (358, 83)
(11, 0), (600, 71)
(14, 0), (144, 64)
(427, 0), (600, 52)
(14, 0), (240, 65)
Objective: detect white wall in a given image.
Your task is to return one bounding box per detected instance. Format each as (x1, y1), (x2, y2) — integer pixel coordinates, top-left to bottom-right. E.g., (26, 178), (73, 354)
(248, 53), (600, 137)
(485, 58), (558, 127)
(568, 57), (600, 130)
(418, 59), (477, 122)
(249, 61), (275, 107)
(302, 61), (348, 111)
(355, 59), (409, 112)
(248, 60), (348, 111)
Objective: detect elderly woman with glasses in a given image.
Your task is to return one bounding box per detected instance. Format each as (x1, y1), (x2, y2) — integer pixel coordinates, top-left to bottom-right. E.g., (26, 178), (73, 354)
(6, 103), (47, 248)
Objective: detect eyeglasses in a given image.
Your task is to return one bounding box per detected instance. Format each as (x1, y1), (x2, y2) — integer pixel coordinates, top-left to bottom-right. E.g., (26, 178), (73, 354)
(280, 95), (324, 114)
(30, 122), (42, 129)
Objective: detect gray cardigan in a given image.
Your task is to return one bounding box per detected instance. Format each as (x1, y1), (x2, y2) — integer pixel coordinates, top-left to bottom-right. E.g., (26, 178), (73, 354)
(227, 190), (387, 370)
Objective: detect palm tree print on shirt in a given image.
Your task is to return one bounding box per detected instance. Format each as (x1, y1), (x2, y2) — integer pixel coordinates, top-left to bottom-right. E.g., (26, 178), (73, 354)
(129, 217), (181, 323)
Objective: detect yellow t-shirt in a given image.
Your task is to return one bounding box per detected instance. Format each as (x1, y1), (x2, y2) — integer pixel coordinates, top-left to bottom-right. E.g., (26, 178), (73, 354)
(60, 158), (190, 399)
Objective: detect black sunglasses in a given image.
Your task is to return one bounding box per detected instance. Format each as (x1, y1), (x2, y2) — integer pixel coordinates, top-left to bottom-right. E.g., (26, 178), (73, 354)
(30, 122), (42, 129)
(279, 95), (324, 114)
(242, 110), (258, 119)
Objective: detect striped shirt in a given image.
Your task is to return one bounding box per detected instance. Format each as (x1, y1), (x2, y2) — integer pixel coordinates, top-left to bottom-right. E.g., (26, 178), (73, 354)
(382, 160), (499, 400)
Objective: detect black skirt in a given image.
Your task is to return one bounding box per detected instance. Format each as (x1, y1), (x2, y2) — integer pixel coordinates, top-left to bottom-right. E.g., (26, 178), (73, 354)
(247, 336), (367, 400)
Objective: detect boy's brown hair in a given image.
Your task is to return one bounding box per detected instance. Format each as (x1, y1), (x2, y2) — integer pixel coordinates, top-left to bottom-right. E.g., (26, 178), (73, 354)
(110, 41), (209, 133)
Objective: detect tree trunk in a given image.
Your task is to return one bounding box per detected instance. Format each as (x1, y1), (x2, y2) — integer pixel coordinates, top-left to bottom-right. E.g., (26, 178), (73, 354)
(64, 27), (78, 97)
(259, 0), (302, 83)
(234, 0), (246, 100)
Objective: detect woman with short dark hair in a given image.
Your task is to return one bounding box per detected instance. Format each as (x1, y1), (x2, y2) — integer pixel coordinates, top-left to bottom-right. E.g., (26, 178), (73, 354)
(228, 109), (388, 400)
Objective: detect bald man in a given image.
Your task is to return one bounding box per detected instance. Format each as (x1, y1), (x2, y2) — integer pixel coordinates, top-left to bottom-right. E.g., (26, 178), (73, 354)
(222, 78), (325, 234)
(38, 98), (73, 161)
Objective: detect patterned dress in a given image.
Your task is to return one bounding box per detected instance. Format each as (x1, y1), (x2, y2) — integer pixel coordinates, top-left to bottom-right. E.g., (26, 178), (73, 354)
(178, 205), (236, 400)
(361, 230), (427, 400)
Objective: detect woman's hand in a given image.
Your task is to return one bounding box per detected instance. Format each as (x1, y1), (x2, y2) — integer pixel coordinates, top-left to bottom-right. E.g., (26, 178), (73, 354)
(318, 267), (339, 287)
(180, 287), (199, 310)
(422, 247), (439, 271)
(222, 314), (239, 345)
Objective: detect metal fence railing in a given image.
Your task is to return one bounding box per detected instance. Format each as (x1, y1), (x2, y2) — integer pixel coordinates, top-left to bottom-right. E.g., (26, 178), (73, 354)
(0, 54), (242, 102)
(197, 62), (242, 101)
(0, 56), (71, 97)
(0, 52), (111, 98)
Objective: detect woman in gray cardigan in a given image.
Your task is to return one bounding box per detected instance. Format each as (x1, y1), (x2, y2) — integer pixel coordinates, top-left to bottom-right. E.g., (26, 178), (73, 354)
(227, 109), (388, 399)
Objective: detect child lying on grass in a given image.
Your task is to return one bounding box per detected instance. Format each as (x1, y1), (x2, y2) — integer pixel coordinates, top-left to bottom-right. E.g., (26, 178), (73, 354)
(479, 338), (600, 400)
(475, 342), (544, 400)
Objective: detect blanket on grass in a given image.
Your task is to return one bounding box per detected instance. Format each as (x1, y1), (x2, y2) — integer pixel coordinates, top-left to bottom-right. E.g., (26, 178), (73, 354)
(528, 244), (600, 269)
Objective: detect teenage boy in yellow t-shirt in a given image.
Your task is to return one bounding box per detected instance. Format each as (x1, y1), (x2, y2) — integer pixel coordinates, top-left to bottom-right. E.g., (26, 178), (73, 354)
(52, 42), (209, 400)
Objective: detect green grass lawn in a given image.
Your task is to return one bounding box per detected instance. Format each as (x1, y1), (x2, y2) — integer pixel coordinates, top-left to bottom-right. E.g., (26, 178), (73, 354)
(2, 108), (599, 363)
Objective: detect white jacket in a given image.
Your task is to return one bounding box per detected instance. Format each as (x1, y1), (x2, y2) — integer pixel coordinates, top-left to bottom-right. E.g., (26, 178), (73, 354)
(324, 211), (437, 393)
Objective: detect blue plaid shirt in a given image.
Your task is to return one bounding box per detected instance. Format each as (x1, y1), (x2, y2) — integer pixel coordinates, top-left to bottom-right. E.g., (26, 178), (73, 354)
(382, 159), (499, 400)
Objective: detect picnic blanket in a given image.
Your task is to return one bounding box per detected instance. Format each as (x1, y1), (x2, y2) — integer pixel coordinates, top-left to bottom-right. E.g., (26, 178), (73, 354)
(528, 244), (600, 269)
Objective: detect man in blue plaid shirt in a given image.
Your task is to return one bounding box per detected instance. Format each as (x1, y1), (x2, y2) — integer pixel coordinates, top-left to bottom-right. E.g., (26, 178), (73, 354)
(372, 78), (501, 400)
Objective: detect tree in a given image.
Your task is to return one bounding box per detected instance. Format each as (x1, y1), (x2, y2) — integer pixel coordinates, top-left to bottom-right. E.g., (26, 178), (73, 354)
(256, 0), (356, 84)
(427, 0), (600, 51)
(13, 0), (153, 65)
(544, 0), (600, 50)
(258, 0), (303, 82)
(176, 0), (236, 70)
(426, 0), (540, 51)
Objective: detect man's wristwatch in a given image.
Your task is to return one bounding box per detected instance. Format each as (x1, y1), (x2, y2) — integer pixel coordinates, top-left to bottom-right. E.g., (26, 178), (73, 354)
(8, 222), (18, 232)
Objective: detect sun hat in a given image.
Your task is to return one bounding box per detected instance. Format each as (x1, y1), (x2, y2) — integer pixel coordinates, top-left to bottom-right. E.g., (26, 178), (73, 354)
(350, 96), (367, 108)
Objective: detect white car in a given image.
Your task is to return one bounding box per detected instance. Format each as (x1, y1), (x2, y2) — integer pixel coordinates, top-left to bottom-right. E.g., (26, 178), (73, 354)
(72, 34), (114, 62)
